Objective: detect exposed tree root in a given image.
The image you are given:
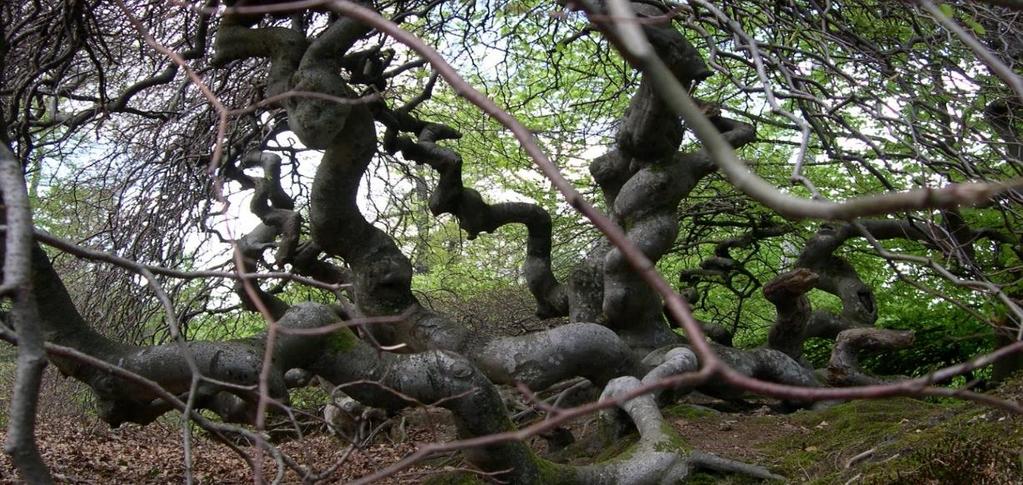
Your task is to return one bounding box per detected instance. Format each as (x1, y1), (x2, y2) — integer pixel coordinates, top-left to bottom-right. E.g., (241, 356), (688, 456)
(585, 376), (783, 484)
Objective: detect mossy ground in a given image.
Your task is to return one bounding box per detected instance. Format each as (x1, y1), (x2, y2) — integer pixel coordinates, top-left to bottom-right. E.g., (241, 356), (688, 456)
(677, 377), (1023, 484)
(534, 376), (1023, 484)
(4, 360), (1021, 483)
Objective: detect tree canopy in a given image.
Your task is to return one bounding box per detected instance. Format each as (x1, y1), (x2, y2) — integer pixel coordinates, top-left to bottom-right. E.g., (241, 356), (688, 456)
(2, 0), (1023, 483)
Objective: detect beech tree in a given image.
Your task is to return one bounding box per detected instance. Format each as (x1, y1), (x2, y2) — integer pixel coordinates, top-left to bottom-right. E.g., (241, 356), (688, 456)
(2, 0), (1023, 483)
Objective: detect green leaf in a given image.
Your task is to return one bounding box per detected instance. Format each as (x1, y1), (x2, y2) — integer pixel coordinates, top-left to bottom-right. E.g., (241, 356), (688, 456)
(938, 3), (954, 18)
(964, 16), (987, 36)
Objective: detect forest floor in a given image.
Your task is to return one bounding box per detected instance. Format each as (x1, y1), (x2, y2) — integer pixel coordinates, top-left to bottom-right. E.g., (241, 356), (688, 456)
(1, 374), (1022, 484)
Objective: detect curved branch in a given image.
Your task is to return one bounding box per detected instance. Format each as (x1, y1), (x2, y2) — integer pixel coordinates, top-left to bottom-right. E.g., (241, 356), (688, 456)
(825, 328), (916, 387)
(599, 114), (755, 349)
(794, 218), (1016, 328)
(600, 0), (1023, 222)
(764, 268), (819, 362)
(25, 238), (356, 427)
(586, 1), (755, 350)
(384, 114), (568, 318)
(211, 20), (307, 97)
(234, 224), (290, 320)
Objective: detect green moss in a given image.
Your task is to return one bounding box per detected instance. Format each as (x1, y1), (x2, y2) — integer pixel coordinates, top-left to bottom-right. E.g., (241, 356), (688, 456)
(654, 421), (692, 453)
(663, 403), (718, 420)
(541, 379), (1023, 483)
(856, 406), (1022, 483)
(535, 456), (578, 484)
(763, 398), (935, 481)
(592, 435), (640, 462)
(747, 395), (1023, 483)
(543, 377), (1023, 483)
(324, 328), (359, 353)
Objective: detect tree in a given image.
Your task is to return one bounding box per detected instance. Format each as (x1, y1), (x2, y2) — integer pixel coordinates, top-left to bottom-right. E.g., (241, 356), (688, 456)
(2, 0), (1023, 482)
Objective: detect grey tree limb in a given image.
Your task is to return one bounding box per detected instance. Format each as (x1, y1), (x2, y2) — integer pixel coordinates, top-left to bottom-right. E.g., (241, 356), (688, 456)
(825, 328), (916, 387)
(0, 141), (52, 483)
(382, 112), (569, 319)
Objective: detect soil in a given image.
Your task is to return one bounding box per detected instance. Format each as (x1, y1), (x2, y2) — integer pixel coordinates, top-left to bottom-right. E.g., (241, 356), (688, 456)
(2, 377), (1022, 484)
(0, 412), (452, 484)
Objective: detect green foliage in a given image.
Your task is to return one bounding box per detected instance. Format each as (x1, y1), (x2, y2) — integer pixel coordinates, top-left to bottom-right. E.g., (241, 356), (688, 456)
(187, 311), (266, 341)
(12, 0), (1021, 401)
(410, 219), (526, 297)
(287, 385), (331, 411)
(867, 269), (996, 378)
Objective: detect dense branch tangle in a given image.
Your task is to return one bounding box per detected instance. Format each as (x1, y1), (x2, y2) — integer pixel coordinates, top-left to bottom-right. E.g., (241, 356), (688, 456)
(3, 0), (1023, 483)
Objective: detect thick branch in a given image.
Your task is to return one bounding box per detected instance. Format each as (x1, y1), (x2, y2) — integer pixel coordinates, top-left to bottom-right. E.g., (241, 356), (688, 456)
(764, 268), (819, 362)
(0, 142), (52, 483)
(384, 114), (568, 318)
(599, 114), (755, 349)
(825, 328), (915, 387)
(234, 224), (290, 320)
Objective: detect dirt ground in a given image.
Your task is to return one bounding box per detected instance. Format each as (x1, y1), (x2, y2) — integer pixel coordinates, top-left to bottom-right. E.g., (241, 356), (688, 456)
(0, 413), (456, 484)
(2, 377), (1022, 484)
